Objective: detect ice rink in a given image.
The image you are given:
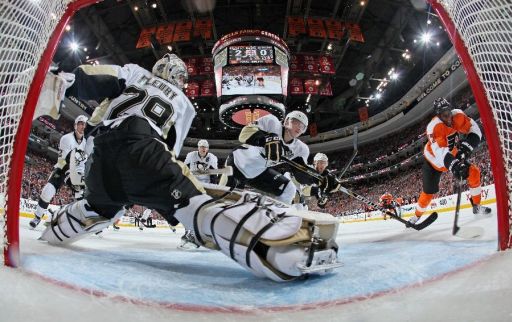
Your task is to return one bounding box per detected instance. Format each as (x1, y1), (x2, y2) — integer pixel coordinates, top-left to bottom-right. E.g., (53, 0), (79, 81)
(2, 203), (512, 322)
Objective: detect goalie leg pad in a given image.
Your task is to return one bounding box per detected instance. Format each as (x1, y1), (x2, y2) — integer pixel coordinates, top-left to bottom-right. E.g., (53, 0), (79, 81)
(174, 187), (341, 282)
(40, 199), (124, 245)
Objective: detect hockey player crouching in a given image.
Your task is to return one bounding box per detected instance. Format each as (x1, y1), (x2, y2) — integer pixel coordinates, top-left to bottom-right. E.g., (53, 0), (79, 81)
(300, 153), (336, 209)
(36, 54), (341, 282)
(222, 111), (341, 206)
(379, 193), (401, 220)
(408, 98), (491, 226)
(30, 115), (89, 228)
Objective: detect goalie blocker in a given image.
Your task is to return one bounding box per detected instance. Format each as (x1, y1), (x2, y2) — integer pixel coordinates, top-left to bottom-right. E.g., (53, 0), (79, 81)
(41, 184), (341, 282)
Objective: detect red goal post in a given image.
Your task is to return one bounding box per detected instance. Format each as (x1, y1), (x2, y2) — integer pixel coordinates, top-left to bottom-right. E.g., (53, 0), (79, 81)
(1, 0), (511, 267)
(429, 0), (512, 250)
(1, 0), (96, 267)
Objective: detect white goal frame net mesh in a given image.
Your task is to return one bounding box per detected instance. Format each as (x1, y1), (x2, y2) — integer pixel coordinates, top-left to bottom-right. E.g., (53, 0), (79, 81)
(432, 0), (512, 249)
(0, 0), (84, 266)
(1, 0), (511, 266)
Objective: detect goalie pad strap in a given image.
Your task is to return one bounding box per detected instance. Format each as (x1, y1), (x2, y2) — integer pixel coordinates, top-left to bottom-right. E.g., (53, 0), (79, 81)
(229, 205), (260, 261)
(210, 206), (229, 248)
(192, 198), (217, 246)
(245, 213), (286, 268)
(51, 219), (64, 242)
(67, 212), (80, 234)
(193, 185), (239, 246)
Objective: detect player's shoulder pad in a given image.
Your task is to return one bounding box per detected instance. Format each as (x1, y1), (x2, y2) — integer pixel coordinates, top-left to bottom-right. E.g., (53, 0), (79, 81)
(426, 116), (444, 134)
(296, 139), (310, 159)
(451, 108), (465, 115)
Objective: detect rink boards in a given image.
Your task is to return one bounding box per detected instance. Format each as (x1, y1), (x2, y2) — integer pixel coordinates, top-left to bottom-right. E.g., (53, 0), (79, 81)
(5, 184), (497, 227)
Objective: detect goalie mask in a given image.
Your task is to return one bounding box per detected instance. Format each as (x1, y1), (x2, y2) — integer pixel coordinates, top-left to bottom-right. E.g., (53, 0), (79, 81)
(152, 54), (188, 89)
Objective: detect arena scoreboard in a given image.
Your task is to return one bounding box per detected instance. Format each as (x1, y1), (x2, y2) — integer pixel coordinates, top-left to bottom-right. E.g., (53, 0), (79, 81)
(212, 30), (290, 128)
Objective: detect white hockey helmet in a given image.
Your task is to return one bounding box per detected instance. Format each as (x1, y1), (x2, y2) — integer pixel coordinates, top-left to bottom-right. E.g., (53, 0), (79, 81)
(74, 115), (88, 125)
(284, 110), (308, 134)
(152, 53), (188, 89)
(313, 153), (328, 163)
(197, 139), (209, 148)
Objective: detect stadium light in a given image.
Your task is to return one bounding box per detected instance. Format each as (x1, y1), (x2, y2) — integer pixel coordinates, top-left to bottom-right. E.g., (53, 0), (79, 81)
(65, 25), (71, 32)
(70, 41), (79, 51)
(375, 93), (382, 99)
(421, 32), (432, 44)
(390, 72), (399, 80)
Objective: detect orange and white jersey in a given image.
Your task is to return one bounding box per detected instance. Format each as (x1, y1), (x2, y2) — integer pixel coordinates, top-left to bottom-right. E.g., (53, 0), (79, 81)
(379, 193), (393, 205)
(423, 109), (481, 171)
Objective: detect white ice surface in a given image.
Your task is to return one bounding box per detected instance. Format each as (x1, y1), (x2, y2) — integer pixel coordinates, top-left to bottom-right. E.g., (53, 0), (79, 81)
(2, 204), (512, 322)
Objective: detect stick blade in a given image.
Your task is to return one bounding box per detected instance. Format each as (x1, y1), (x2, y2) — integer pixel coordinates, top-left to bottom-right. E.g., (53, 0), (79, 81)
(412, 212), (438, 230)
(454, 226), (484, 239)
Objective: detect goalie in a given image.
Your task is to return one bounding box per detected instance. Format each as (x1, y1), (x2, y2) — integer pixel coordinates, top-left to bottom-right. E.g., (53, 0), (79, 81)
(35, 54), (341, 281)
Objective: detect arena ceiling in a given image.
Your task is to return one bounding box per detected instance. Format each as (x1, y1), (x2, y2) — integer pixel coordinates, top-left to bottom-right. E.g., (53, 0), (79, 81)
(52, 0), (452, 139)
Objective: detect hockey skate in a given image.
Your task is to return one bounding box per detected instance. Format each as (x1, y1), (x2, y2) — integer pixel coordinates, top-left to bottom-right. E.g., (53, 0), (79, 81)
(470, 197), (492, 217)
(29, 215), (42, 229)
(473, 204), (492, 216)
(173, 184), (342, 282)
(406, 215), (420, 227)
(179, 230), (200, 249)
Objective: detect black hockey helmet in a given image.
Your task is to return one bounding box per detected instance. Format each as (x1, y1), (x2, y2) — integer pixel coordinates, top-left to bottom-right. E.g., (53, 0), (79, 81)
(433, 97), (452, 115)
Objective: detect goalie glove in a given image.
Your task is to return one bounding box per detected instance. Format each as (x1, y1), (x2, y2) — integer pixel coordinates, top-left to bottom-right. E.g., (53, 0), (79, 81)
(33, 71), (76, 120)
(264, 133), (283, 162)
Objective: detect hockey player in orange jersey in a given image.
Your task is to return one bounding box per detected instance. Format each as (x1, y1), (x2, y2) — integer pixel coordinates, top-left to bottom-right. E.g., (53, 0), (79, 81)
(379, 193), (394, 220)
(408, 98), (491, 227)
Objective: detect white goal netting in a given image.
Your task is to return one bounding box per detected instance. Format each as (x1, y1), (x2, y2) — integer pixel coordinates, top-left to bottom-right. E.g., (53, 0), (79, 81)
(1, 0), (73, 265)
(436, 0), (512, 248)
(1, 0), (511, 266)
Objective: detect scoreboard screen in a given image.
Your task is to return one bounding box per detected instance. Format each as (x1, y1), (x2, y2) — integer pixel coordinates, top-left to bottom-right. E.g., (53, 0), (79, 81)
(228, 46), (274, 64)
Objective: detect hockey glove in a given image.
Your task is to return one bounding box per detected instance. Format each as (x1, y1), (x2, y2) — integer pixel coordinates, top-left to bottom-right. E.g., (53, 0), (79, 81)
(264, 133), (283, 162)
(450, 159), (470, 180)
(317, 195), (329, 208)
(456, 132), (480, 159)
(319, 172), (341, 195)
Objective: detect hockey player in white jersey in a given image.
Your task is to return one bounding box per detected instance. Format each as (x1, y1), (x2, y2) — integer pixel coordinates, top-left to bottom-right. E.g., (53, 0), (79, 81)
(184, 139), (218, 184)
(37, 54), (341, 282)
(29, 115), (89, 228)
(222, 111), (341, 205)
(182, 139), (218, 247)
(301, 153), (333, 208)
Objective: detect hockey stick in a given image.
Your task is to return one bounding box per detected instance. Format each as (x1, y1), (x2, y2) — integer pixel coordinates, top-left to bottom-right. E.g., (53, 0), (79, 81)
(336, 185), (438, 231)
(452, 179), (484, 239)
(335, 126), (359, 178)
(281, 157), (437, 230)
(192, 166), (233, 176)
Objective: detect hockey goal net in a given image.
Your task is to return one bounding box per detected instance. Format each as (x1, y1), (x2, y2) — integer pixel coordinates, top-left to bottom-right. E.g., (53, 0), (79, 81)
(429, 0), (512, 249)
(0, 0), (511, 267)
(0, 0), (95, 266)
